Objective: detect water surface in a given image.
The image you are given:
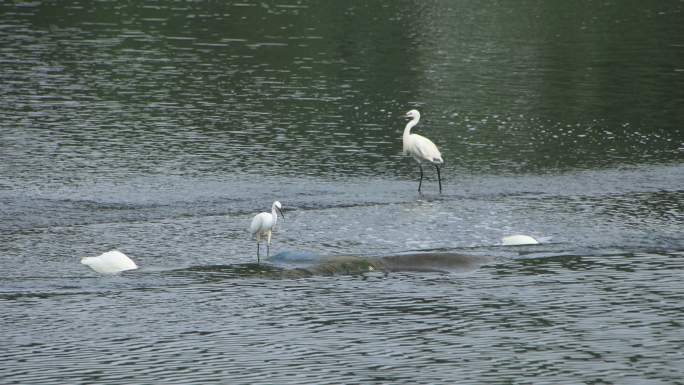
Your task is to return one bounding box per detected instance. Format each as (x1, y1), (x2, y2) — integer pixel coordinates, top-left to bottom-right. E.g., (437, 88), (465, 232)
(1, 1), (683, 384)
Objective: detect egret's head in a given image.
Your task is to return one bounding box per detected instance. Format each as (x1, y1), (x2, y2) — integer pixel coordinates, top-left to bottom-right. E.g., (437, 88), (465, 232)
(405, 109), (420, 120)
(274, 201), (284, 218)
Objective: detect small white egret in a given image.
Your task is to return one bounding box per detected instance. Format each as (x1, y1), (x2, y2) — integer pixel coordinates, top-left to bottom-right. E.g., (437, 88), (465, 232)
(249, 201), (285, 263)
(501, 234), (539, 246)
(81, 250), (138, 274)
(402, 109), (444, 193)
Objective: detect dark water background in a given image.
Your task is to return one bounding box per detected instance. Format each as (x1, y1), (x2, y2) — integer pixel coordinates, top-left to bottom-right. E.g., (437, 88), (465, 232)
(1, 1), (683, 384)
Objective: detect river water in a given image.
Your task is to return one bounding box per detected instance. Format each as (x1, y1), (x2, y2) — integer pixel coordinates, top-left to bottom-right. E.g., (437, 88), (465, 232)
(1, 1), (683, 384)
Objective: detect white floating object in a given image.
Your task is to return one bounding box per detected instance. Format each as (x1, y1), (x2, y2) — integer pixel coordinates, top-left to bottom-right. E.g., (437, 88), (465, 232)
(501, 234), (539, 246)
(81, 250), (138, 274)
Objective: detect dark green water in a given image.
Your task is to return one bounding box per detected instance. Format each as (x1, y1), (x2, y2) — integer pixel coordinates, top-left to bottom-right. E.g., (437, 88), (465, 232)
(1, 1), (683, 384)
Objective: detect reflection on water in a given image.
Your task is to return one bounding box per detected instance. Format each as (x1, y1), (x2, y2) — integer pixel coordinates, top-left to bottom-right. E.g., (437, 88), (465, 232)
(1, 0), (683, 384)
(1, 0), (682, 184)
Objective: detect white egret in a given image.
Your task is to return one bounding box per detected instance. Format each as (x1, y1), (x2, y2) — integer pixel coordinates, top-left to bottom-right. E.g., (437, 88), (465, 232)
(81, 250), (138, 274)
(402, 109), (444, 193)
(501, 234), (539, 246)
(249, 201), (285, 263)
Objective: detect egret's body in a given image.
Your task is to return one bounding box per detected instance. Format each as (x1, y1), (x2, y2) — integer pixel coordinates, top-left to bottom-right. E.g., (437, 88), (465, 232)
(249, 201), (284, 263)
(402, 109), (443, 193)
(81, 250), (138, 274)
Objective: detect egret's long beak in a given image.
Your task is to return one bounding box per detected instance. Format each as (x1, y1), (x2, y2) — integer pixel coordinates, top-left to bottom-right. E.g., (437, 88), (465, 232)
(277, 207), (285, 219)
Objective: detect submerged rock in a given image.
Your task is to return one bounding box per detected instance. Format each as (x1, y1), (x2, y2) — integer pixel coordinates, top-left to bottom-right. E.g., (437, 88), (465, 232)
(288, 252), (492, 275)
(371, 253), (493, 273)
(165, 251), (494, 279)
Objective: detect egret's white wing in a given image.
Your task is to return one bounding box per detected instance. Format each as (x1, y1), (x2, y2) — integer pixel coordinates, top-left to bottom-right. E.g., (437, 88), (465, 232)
(411, 134), (443, 163)
(250, 212), (275, 235)
(249, 212), (266, 234)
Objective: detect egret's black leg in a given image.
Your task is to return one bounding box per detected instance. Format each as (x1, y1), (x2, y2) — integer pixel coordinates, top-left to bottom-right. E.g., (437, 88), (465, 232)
(257, 242), (260, 264)
(435, 164), (442, 193)
(418, 164), (424, 193)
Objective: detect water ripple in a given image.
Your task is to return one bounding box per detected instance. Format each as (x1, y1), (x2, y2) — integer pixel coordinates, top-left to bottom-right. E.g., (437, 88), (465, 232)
(2, 1), (684, 383)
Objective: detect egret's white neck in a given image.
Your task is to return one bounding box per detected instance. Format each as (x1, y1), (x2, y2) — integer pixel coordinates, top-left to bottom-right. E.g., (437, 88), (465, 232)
(403, 116), (419, 138)
(271, 205), (279, 227)
(403, 116), (419, 155)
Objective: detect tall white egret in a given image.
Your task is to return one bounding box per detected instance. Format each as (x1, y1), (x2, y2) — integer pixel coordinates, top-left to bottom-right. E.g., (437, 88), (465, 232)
(249, 201), (285, 263)
(402, 109), (444, 193)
